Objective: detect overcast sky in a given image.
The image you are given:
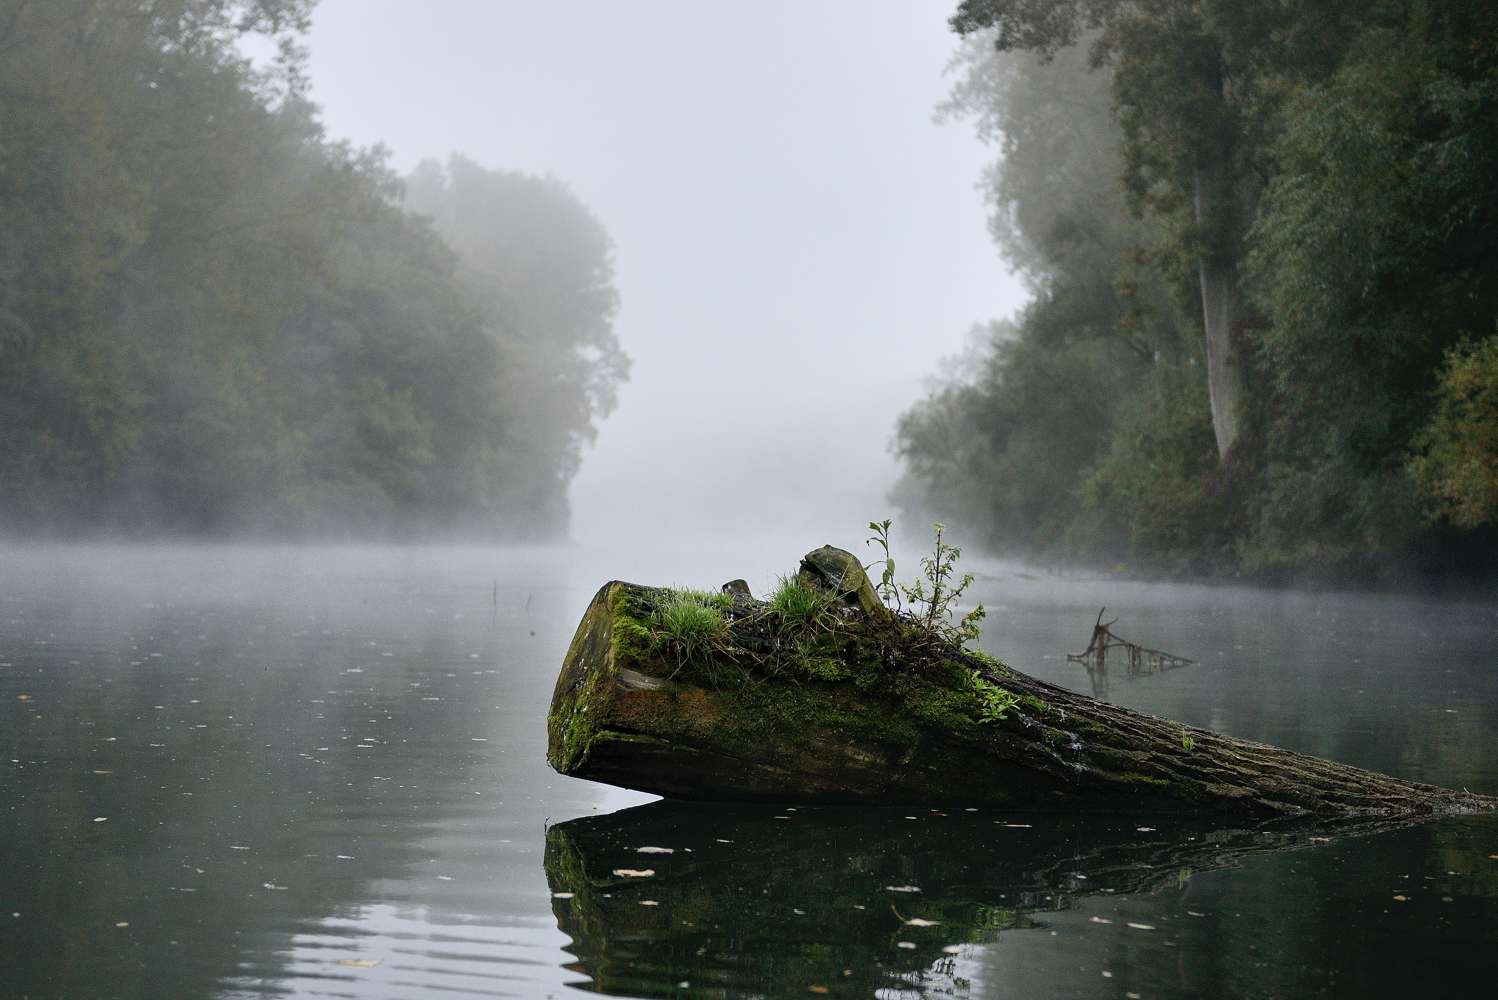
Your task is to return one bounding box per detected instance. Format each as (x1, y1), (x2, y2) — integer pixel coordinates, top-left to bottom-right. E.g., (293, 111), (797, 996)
(301, 0), (1025, 548)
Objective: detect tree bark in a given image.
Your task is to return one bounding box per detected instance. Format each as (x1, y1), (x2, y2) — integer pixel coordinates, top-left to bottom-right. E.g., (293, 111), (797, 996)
(547, 582), (1495, 819)
(1195, 158), (1247, 461)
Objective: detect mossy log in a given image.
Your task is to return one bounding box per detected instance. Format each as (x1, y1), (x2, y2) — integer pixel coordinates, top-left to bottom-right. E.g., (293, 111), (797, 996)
(547, 580), (1495, 818)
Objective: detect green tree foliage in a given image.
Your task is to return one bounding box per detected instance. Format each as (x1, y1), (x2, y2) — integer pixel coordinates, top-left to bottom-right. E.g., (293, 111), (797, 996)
(0, 0), (625, 537)
(896, 36), (1214, 568)
(901, 1), (1498, 580)
(1410, 333), (1498, 531)
(1244, 1), (1498, 571)
(404, 157), (628, 534)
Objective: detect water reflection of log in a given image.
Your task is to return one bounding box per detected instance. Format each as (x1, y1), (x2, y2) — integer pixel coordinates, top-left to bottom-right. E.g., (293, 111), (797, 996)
(1067, 607), (1196, 700)
(545, 800), (1424, 1000)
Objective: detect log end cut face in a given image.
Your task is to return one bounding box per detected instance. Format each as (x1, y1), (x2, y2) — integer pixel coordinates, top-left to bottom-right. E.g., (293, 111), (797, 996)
(546, 582), (628, 776)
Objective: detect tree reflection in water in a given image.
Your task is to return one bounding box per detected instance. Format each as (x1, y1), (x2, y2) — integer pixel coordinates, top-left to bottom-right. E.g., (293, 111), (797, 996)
(545, 799), (1423, 998)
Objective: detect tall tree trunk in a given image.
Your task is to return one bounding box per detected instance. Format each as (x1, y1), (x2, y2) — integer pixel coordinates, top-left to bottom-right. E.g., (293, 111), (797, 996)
(1194, 157), (1247, 460)
(1192, 52), (1250, 462)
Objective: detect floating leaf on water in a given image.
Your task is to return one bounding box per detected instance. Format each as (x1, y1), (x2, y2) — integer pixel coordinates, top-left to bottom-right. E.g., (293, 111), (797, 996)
(92, 817), (108, 823)
(552, 892), (575, 900)
(114, 921), (129, 928)
(337, 958), (380, 968)
(1126, 922), (1156, 931)
(896, 941), (916, 950)
(808, 987), (829, 995)
(1186, 910), (1206, 917)
(903, 917), (940, 927)
(1392, 894), (1408, 902)
(1089, 916), (1113, 924)
(16, 694), (30, 702)
(612, 868), (655, 878)
(715, 838), (733, 844)
(635, 846), (674, 854)
(639, 900), (659, 906)
(885, 885), (921, 893)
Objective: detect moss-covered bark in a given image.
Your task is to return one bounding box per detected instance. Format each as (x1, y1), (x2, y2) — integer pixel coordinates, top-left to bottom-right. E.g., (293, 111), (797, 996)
(547, 581), (1495, 817)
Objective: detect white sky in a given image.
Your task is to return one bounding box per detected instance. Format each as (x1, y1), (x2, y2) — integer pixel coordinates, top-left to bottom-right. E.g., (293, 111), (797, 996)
(301, 0), (1025, 547)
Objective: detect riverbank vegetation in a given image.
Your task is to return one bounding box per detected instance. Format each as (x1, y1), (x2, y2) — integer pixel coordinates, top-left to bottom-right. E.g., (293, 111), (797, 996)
(896, 1), (1498, 583)
(0, 0), (625, 538)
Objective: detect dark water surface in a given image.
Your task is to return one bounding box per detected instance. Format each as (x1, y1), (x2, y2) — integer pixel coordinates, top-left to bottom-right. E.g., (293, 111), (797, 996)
(3, 544), (1497, 999)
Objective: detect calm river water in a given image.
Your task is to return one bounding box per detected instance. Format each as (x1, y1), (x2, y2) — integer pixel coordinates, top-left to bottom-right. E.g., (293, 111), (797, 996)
(3, 542), (1497, 999)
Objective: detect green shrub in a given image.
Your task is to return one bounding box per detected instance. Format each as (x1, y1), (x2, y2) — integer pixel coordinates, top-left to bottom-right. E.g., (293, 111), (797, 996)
(1410, 332), (1498, 530)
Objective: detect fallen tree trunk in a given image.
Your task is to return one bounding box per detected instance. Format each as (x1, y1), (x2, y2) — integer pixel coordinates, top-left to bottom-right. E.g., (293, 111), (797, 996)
(547, 575), (1495, 818)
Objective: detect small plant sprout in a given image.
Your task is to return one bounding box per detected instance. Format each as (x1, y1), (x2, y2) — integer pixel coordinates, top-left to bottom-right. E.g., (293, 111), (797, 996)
(963, 668), (1018, 724)
(1181, 731), (1196, 752)
(868, 519), (986, 648)
(865, 519), (900, 609)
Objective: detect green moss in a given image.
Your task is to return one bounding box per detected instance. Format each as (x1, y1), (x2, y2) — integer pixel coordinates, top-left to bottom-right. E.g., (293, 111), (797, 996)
(717, 671), (925, 758)
(791, 642), (852, 682)
(1021, 693), (1048, 715)
(965, 647), (1012, 676)
(548, 589), (625, 775)
(899, 676), (981, 732)
(610, 612), (655, 665)
(1070, 716), (1111, 740)
(1114, 772), (1171, 789)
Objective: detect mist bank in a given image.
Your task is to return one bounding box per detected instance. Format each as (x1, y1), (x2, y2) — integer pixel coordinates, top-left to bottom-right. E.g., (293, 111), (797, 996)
(0, 1), (624, 540)
(897, 2), (1498, 586)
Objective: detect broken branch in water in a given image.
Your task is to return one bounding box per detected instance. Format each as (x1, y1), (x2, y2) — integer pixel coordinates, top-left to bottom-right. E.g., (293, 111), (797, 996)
(1067, 607), (1195, 698)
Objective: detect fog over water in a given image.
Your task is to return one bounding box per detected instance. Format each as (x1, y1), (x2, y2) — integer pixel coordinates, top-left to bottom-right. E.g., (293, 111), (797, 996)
(298, 0), (1024, 544)
(11, 5), (1498, 997)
